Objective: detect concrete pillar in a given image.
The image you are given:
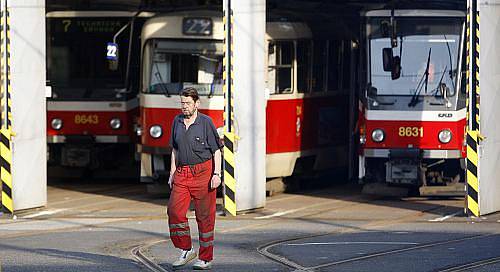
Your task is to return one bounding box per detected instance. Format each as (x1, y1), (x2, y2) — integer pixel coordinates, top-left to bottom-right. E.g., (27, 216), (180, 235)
(7, 0), (46, 211)
(475, 0), (500, 215)
(223, 0), (266, 212)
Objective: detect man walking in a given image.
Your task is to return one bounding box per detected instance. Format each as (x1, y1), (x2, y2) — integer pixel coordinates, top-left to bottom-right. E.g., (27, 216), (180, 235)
(167, 87), (222, 270)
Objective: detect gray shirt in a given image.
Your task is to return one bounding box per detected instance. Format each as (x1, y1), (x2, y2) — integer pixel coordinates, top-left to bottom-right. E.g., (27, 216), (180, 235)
(169, 112), (222, 166)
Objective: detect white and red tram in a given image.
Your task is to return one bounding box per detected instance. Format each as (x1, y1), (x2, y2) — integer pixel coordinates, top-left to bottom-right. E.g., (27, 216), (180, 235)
(358, 9), (466, 194)
(46, 11), (151, 172)
(137, 11), (350, 184)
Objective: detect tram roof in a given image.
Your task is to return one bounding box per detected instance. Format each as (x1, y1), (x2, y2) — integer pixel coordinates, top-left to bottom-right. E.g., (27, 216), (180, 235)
(141, 10), (224, 42)
(141, 11), (312, 43)
(364, 9), (465, 17)
(46, 11), (155, 18)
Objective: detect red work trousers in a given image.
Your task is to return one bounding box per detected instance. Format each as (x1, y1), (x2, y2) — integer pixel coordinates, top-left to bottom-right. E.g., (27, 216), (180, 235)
(167, 159), (216, 261)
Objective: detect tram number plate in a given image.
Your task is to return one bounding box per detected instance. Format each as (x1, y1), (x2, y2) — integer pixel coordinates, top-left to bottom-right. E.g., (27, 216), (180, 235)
(75, 114), (99, 125)
(183, 17), (212, 36)
(398, 127), (423, 137)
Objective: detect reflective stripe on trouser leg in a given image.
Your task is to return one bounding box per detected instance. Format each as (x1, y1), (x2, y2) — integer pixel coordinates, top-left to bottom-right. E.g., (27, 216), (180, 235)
(168, 171), (193, 251)
(191, 160), (216, 262)
(168, 159), (216, 257)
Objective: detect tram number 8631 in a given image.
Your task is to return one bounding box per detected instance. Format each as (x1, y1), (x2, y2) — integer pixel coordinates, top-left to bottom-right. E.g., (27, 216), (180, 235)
(398, 126), (424, 137)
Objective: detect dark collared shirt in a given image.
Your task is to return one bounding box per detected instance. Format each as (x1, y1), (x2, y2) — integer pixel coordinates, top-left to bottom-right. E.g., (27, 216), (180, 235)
(169, 112), (222, 166)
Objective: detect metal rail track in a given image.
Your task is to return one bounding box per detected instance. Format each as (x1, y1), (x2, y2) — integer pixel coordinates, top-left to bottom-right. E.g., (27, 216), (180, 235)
(438, 256), (500, 272)
(257, 233), (497, 271)
(131, 240), (172, 272)
(132, 196), (450, 272)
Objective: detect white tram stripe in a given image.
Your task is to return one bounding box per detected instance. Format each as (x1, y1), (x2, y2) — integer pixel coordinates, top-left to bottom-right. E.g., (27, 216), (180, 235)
(140, 93), (225, 110)
(47, 98), (139, 112)
(366, 108), (466, 122)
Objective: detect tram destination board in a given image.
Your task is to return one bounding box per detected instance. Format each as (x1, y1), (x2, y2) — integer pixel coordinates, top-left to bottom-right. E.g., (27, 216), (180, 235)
(182, 17), (212, 36)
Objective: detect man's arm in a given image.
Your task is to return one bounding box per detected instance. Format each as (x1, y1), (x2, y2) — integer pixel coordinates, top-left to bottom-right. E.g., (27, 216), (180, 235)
(170, 149), (177, 176)
(211, 148), (222, 189)
(213, 149), (221, 174)
(168, 149), (177, 188)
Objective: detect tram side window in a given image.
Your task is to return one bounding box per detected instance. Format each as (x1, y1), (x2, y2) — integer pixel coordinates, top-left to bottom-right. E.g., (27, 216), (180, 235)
(327, 40), (342, 92)
(297, 40), (312, 93)
(341, 41), (352, 92)
(312, 41), (327, 92)
(268, 41), (293, 94)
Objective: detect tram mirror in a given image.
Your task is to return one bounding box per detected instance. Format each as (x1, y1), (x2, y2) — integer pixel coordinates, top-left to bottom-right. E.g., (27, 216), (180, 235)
(368, 86), (378, 97)
(381, 21), (390, 37)
(382, 48), (393, 72)
(439, 83), (455, 98)
(391, 56), (401, 80)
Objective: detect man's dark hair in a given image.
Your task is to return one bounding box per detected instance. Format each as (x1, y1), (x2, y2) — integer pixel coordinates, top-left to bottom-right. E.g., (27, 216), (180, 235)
(181, 87), (199, 102)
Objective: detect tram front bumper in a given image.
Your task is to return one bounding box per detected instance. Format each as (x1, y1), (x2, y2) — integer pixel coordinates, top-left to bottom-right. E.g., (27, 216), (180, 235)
(364, 148), (462, 159)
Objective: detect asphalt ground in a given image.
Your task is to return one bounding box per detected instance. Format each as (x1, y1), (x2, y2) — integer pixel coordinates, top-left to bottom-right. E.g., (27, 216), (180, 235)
(1, 181), (499, 271)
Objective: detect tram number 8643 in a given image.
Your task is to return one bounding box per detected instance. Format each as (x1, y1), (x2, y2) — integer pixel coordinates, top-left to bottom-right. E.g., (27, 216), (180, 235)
(74, 114), (99, 125)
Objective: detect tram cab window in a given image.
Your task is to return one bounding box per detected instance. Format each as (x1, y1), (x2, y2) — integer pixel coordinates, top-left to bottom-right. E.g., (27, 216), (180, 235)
(327, 40), (342, 92)
(312, 41), (327, 92)
(47, 17), (134, 100)
(267, 41), (293, 94)
(147, 40), (223, 96)
(297, 40), (312, 93)
(341, 41), (352, 92)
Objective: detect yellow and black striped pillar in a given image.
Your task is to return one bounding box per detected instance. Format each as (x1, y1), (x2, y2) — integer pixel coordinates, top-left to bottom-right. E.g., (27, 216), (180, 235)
(0, 4), (13, 215)
(222, 1), (237, 216)
(466, 0), (480, 217)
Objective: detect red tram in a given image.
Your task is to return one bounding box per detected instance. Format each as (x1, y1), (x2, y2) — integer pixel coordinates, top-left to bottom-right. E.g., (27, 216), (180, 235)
(46, 11), (150, 173)
(136, 11), (351, 184)
(358, 9), (466, 194)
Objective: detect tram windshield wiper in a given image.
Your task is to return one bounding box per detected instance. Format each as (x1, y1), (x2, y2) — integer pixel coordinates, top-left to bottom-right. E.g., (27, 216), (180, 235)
(444, 34), (456, 91)
(408, 48), (432, 107)
(153, 62), (170, 97)
(431, 66), (447, 97)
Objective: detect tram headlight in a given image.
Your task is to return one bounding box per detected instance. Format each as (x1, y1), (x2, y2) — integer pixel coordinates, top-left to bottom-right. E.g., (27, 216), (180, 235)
(110, 118), (122, 130)
(438, 129), (452, 144)
(149, 125), (163, 139)
(360, 135), (366, 145)
(371, 129), (385, 143)
(135, 124), (143, 136)
(51, 118), (63, 130)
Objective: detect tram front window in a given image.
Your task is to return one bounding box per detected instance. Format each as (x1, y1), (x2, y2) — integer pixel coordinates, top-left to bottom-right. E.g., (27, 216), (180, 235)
(146, 40), (223, 96)
(368, 17), (462, 99)
(47, 17), (133, 100)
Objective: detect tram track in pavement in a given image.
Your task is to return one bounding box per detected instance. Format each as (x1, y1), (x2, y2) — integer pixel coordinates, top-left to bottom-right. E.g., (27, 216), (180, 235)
(131, 194), (461, 272)
(438, 256), (500, 272)
(131, 240), (172, 272)
(258, 233), (496, 271)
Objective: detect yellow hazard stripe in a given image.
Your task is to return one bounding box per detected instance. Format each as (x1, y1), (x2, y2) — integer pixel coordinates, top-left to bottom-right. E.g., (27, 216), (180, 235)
(467, 196), (479, 217)
(224, 171), (236, 192)
(0, 9), (13, 214)
(464, 4), (480, 217)
(466, 171), (478, 193)
(223, 132), (236, 216)
(466, 131), (479, 217)
(222, 7), (236, 216)
(224, 195), (236, 215)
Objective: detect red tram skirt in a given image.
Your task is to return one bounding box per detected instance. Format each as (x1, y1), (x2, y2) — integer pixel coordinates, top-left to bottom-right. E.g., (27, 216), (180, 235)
(167, 159), (216, 261)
